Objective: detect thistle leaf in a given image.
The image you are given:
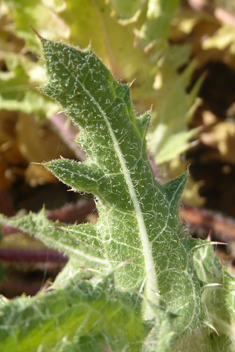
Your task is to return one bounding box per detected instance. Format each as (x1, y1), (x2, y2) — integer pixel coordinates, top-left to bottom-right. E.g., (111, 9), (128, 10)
(38, 37), (202, 332)
(148, 51), (203, 165)
(0, 36), (205, 349)
(138, 0), (180, 49)
(194, 245), (235, 341)
(0, 274), (148, 352)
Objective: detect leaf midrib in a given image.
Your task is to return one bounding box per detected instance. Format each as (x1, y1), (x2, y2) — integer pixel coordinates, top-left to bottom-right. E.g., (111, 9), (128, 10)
(59, 56), (159, 300)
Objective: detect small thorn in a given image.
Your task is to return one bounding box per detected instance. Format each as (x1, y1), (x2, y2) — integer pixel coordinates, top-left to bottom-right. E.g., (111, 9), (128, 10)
(79, 266), (93, 271)
(88, 39), (92, 49)
(213, 241), (227, 246)
(207, 230), (212, 241)
(53, 226), (65, 230)
(29, 25), (42, 39)
(129, 79), (136, 87)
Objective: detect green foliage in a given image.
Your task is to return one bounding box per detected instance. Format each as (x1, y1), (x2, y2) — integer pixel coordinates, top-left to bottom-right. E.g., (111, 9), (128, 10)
(0, 0), (199, 162)
(138, 0), (180, 49)
(0, 274), (148, 351)
(3, 0), (68, 52)
(109, 0), (145, 22)
(0, 38), (204, 335)
(1, 35), (234, 351)
(148, 45), (203, 165)
(109, 0), (180, 49)
(194, 245), (235, 341)
(0, 56), (58, 118)
(0, 0), (61, 118)
(59, 0), (149, 83)
(1, 1), (235, 351)
(39, 37), (203, 333)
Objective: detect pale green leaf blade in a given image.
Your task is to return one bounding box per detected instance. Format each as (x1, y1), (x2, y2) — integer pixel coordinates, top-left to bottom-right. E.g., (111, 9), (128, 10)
(0, 275), (147, 352)
(59, 0), (149, 83)
(3, 0), (69, 52)
(0, 51), (59, 119)
(38, 36), (203, 335)
(0, 211), (106, 267)
(138, 0), (180, 48)
(152, 128), (200, 165)
(148, 52), (203, 165)
(0, 88), (59, 119)
(194, 245), (235, 341)
(44, 159), (103, 194)
(109, 0), (145, 22)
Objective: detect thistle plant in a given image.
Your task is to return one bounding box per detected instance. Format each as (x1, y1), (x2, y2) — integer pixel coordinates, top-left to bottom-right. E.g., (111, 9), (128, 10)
(0, 33), (235, 352)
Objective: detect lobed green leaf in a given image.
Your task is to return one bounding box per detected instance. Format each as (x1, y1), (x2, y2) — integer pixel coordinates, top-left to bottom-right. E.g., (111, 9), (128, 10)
(3, 30), (235, 351)
(37, 37), (203, 334)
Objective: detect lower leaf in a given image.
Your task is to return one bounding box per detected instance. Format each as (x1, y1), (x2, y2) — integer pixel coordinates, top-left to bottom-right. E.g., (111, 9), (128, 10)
(0, 274), (148, 352)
